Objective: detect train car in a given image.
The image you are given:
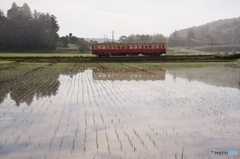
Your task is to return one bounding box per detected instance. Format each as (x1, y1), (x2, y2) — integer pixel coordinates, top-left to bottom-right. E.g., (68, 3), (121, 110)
(92, 43), (166, 57)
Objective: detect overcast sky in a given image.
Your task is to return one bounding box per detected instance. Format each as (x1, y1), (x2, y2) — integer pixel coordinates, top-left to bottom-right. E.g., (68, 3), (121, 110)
(1, 0), (240, 39)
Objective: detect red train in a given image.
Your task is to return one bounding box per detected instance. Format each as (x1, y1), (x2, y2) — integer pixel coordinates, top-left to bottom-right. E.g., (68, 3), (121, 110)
(92, 43), (166, 57)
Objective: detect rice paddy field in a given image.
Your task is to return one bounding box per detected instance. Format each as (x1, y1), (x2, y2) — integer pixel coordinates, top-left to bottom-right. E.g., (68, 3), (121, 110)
(0, 62), (240, 159)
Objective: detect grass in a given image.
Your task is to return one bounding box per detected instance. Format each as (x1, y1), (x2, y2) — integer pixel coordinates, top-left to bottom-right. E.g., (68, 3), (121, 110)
(68, 44), (79, 49)
(237, 59), (240, 64)
(216, 53), (240, 59)
(167, 47), (212, 55)
(0, 53), (93, 57)
(0, 60), (15, 65)
(57, 44), (79, 49)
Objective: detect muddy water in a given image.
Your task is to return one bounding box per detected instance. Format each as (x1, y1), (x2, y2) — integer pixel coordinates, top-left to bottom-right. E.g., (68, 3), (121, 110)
(0, 63), (240, 159)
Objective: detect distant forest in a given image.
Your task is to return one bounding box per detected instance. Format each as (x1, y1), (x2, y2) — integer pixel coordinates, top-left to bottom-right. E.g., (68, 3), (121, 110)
(168, 17), (240, 47)
(0, 3), (59, 52)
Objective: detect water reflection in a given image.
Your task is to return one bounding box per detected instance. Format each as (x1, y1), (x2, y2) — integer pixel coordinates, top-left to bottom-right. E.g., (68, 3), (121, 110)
(0, 63), (240, 159)
(1, 64), (240, 106)
(167, 67), (240, 89)
(0, 73), (60, 106)
(92, 69), (165, 81)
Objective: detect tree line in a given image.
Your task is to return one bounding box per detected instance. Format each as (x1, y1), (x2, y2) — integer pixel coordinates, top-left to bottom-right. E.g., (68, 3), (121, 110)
(118, 34), (167, 43)
(0, 2), (59, 52)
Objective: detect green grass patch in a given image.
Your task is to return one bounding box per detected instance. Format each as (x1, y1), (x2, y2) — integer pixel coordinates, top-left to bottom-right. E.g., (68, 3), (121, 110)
(0, 61), (15, 65)
(167, 47), (212, 55)
(68, 44), (79, 49)
(236, 59), (240, 64)
(216, 53), (240, 60)
(0, 53), (93, 57)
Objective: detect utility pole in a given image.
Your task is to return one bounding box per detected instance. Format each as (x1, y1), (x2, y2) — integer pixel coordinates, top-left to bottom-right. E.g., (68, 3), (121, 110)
(112, 31), (114, 43)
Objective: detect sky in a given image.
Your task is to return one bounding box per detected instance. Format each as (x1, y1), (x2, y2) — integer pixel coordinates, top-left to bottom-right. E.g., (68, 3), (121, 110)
(1, 0), (240, 40)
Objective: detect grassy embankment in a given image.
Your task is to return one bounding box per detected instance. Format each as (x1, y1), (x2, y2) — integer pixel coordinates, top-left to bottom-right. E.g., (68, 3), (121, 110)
(0, 53), (92, 57)
(0, 47), (239, 63)
(0, 61), (15, 65)
(167, 47), (212, 55)
(237, 59), (240, 64)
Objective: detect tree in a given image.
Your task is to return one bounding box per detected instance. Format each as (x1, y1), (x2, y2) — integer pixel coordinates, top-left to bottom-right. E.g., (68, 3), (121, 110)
(152, 34), (166, 42)
(125, 34), (137, 42)
(171, 30), (178, 38)
(77, 38), (90, 53)
(69, 36), (78, 44)
(187, 29), (196, 39)
(7, 2), (19, 19)
(118, 35), (127, 42)
(21, 3), (32, 19)
(68, 33), (78, 44)
(59, 37), (69, 47)
(0, 2), (59, 52)
(138, 34), (151, 42)
(0, 9), (5, 17)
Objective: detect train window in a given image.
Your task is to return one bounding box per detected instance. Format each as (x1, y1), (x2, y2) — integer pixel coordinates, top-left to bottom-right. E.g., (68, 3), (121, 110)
(162, 45), (164, 48)
(95, 46), (98, 49)
(127, 46), (129, 49)
(145, 45), (148, 49)
(159, 45), (161, 48)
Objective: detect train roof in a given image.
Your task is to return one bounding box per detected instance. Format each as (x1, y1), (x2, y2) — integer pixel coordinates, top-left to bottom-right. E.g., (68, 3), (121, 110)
(92, 42), (166, 45)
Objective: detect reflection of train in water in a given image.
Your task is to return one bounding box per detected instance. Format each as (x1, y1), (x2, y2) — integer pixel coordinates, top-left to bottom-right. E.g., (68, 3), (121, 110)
(92, 43), (166, 57)
(93, 69), (165, 81)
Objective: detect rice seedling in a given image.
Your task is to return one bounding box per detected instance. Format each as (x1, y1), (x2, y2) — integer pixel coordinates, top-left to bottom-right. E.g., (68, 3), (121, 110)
(0, 62), (240, 159)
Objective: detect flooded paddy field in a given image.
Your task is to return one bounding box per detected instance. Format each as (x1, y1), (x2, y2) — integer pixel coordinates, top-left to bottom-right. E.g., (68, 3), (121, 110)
(0, 62), (240, 159)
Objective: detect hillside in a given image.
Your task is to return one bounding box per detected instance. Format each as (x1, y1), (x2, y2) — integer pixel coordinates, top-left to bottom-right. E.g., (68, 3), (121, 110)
(168, 17), (240, 48)
(176, 17), (240, 38)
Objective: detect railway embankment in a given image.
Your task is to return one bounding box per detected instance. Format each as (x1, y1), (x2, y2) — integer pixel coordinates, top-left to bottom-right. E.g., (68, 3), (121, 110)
(0, 55), (238, 63)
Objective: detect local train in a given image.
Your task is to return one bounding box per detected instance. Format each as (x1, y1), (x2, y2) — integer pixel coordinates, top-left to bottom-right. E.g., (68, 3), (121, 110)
(92, 43), (166, 57)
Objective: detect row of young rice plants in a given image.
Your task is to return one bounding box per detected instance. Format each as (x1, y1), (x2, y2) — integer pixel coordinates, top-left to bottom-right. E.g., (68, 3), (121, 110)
(102, 63), (182, 158)
(123, 63), (240, 157)
(0, 63), (48, 104)
(1, 62), (239, 159)
(89, 63), (162, 158)
(90, 63), (240, 158)
(0, 63), (76, 159)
